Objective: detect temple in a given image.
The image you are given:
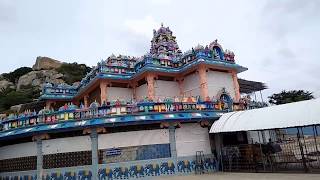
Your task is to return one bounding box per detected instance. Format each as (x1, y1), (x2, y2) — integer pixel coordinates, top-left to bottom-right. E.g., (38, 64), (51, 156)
(0, 25), (265, 179)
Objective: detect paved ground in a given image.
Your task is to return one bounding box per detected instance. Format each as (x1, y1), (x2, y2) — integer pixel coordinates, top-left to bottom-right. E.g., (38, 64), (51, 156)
(154, 172), (320, 180)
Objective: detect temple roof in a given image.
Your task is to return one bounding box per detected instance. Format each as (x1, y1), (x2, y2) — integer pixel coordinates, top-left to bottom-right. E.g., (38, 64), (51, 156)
(40, 24), (248, 100)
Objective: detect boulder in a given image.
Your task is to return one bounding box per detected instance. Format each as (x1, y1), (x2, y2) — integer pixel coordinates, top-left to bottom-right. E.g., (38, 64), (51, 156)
(32, 56), (63, 70)
(0, 80), (15, 90)
(72, 81), (80, 87)
(0, 114), (7, 119)
(17, 70), (65, 90)
(10, 104), (22, 113)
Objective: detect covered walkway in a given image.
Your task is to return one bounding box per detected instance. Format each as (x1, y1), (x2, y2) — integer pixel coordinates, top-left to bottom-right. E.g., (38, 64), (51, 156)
(209, 99), (320, 173)
(210, 98), (320, 133)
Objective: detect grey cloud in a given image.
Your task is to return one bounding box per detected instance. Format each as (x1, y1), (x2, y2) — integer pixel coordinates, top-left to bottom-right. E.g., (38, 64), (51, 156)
(277, 48), (295, 59)
(0, 1), (16, 23)
(261, 0), (320, 39)
(0, 0), (319, 99)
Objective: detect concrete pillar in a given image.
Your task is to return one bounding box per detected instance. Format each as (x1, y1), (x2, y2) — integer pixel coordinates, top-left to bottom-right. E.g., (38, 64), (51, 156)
(146, 74), (155, 101)
(169, 126), (177, 159)
(198, 65), (208, 100)
(33, 134), (48, 180)
(90, 129), (98, 180)
(45, 101), (53, 109)
(231, 71), (240, 102)
(36, 138), (43, 180)
(177, 78), (184, 97)
(131, 82), (137, 101)
(100, 81), (107, 104)
(84, 94), (89, 108)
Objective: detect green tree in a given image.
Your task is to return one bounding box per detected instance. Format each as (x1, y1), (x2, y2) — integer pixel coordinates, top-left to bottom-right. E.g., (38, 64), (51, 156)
(0, 91), (30, 112)
(268, 90), (314, 105)
(2, 67), (33, 83)
(57, 63), (91, 84)
(0, 86), (40, 112)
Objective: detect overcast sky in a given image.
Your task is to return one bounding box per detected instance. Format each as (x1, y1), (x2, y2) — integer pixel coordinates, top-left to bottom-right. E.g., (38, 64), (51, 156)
(1, 0), (320, 99)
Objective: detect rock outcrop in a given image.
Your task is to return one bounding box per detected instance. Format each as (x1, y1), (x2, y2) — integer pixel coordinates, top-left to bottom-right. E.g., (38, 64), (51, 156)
(0, 80), (15, 90)
(32, 56), (63, 70)
(17, 70), (65, 90)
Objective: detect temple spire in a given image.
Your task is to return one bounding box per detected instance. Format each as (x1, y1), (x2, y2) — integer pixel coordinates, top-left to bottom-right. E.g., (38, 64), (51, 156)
(149, 24), (182, 59)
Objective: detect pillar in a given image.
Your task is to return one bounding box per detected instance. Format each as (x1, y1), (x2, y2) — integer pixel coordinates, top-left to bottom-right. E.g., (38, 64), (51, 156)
(84, 94), (89, 108)
(131, 82), (137, 100)
(33, 134), (49, 180)
(231, 71), (240, 102)
(169, 126), (177, 159)
(45, 101), (53, 109)
(90, 128), (98, 180)
(36, 138), (43, 180)
(198, 65), (209, 100)
(177, 78), (184, 97)
(100, 81), (107, 104)
(146, 73), (155, 101)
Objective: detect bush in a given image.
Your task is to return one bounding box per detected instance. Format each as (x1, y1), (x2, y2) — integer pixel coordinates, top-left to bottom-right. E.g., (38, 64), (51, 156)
(57, 63), (91, 84)
(2, 67), (33, 83)
(0, 86), (40, 112)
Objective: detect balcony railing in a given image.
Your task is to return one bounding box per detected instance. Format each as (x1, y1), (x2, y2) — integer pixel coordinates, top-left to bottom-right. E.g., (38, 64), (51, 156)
(0, 99), (233, 132)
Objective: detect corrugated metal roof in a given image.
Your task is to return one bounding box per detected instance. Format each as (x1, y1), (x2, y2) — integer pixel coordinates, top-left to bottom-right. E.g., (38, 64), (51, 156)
(238, 78), (267, 94)
(210, 98), (320, 133)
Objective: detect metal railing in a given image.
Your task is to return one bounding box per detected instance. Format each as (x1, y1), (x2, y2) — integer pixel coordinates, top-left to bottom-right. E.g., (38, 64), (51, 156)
(220, 126), (320, 173)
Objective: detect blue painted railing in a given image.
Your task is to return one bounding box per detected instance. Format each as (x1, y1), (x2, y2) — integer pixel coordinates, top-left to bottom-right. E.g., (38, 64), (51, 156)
(0, 100), (231, 138)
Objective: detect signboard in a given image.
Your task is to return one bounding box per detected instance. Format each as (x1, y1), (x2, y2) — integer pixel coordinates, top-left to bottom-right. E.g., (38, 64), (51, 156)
(105, 148), (122, 156)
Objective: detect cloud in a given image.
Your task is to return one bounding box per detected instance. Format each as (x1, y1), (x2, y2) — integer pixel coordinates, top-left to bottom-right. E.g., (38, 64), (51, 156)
(149, 0), (173, 5)
(124, 16), (159, 39)
(0, 0), (16, 23)
(277, 48), (295, 59)
(261, 0), (320, 40)
(0, 0), (319, 99)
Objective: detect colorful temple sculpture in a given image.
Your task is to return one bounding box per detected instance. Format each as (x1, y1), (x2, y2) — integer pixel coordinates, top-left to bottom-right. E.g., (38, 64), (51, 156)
(0, 25), (265, 180)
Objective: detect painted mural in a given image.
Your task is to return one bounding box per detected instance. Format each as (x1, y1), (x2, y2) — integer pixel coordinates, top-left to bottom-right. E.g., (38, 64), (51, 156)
(0, 156), (217, 180)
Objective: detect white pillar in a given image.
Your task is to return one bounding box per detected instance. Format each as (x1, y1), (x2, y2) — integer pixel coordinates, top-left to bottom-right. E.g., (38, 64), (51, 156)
(169, 126), (177, 159)
(36, 138), (43, 180)
(90, 129), (98, 180)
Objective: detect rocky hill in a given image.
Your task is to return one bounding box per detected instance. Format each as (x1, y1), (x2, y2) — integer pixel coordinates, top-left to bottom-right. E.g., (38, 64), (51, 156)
(32, 56), (62, 70)
(0, 57), (91, 113)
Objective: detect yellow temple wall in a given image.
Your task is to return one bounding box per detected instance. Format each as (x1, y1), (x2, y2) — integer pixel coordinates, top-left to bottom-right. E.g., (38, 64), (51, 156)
(107, 87), (133, 101)
(136, 83), (148, 100)
(154, 80), (180, 99)
(182, 72), (201, 97)
(207, 70), (236, 99)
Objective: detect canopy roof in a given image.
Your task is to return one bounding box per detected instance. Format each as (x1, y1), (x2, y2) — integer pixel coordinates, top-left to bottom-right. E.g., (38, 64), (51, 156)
(210, 98), (320, 133)
(238, 79), (267, 94)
